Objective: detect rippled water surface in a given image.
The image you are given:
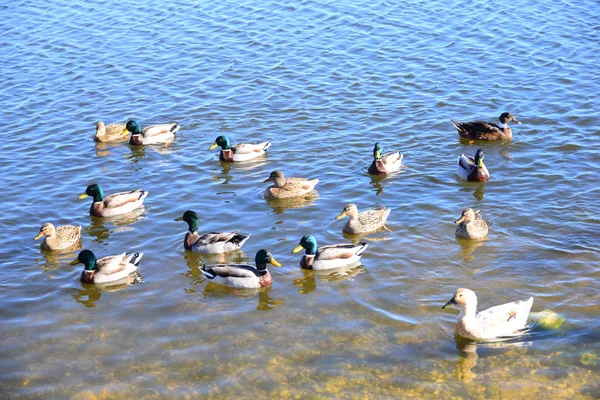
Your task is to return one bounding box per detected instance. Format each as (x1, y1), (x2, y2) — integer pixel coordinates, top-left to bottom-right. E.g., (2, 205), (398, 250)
(1, 0), (599, 398)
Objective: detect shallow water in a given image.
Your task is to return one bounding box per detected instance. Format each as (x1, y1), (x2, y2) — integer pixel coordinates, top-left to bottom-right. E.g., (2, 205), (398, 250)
(1, 0), (599, 398)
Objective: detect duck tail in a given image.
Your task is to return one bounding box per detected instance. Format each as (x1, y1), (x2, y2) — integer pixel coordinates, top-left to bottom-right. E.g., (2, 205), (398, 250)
(200, 265), (216, 280)
(127, 252), (144, 266)
(263, 142), (272, 151)
(356, 242), (369, 256)
(451, 120), (466, 135)
(170, 123), (181, 134)
(231, 233), (251, 247)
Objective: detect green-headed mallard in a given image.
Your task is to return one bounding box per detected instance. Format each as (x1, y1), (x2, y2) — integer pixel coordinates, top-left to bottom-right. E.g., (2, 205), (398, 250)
(175, 210), (251, 253)
(368, 142), (403, 174)
(455, 208), (488, 240)
(209, 135), (271, 162)
(70, 249), (143, 284)
(291, 234), (368, 270)
(457, 149), (490, 182)
(123, 120), (180, 145)
(335, 204), (391, 235)
(451, 112), (521, 141)
(263, 170), (319, 199)
(442, 288), (534, 340)
(33, 223), (82, 251)
(200, 249), (281, 288)
(78, 184), (148, 217)
(95, 121), (128, 143)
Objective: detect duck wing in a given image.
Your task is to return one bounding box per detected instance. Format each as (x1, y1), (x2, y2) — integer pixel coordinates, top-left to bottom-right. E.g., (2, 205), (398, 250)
(95, 253), (129, 275)
(141, 123), (180, 138)
(231, 142), (271, 154)
(201, 264), (261, 279)
(316, 243), (368, 260)
(458, 154), (475, 170)
(477, 297), (534, 337)
(103, 189), (147, 208)
(195, 231), (249, 246)
(452, 120), (500, 137)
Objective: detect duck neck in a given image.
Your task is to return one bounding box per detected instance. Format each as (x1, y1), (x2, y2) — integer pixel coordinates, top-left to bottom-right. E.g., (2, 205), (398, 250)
(498, 122), (508, 129)
(273, 175), (286, 188)
(459, 302), (477, 319)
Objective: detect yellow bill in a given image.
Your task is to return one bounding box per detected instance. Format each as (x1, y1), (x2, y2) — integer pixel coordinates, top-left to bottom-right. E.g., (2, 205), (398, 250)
(78, 193), (89, 199)
(335, 211), (346, 220)
(209, 143), (218, 150)
(33, 232), (44, 240)
(291, 244), (304, 254)
(269, 257), (282, 267)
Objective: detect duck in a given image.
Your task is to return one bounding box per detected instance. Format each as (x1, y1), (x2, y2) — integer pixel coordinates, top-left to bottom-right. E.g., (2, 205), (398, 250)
(94, 121), (128, 143)
(70, 249), (143, 284)
(457, 149), (490, 182)
(263, 170), (319, 199)
(33, 223), (82, 251)
(78, 184), (148, 217)
(291, 234), (368, 270)
(209, 135), (271, 162)
(200, 249), (281, 289)
(123, 120), (180, 145)
(442, 288), (534, 340)
(451, 112), (521, 141)
(367, 142), (403, 174)
(335, 204), (391, 234)
(175, 210), (251, 253)
(455, 208), (488, 240)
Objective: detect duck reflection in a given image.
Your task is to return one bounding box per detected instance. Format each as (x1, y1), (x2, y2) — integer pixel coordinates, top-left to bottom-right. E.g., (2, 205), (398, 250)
(71, 273), (143, 308)
(94, 141), (123, 158)
(37, 248), (81, 271)
(369, 174), (386, 195)
(341, 229), (392, 245)
(293, 265), (366, 294)
(85, 207), (147, 244)
(198, 279), (284, 310)
(265, 191), (319, 214)
(473, 183), (485, 201)
(455, 237), (486, 261)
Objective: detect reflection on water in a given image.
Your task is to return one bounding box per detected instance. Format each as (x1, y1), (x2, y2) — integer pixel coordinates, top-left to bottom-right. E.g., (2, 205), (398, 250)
(264, 191), (319, 214)
(200, 280), (284, 310)
(455, 237), (487, 261)
(71, 273), (143, 308)
(341, 228), (393, 244)
(473, 183), (485, 201)
(94, 141), (123, 158)
(84, 208), (147, 244)
(37, 248), (81, 271)
(293, 265), (366, 294)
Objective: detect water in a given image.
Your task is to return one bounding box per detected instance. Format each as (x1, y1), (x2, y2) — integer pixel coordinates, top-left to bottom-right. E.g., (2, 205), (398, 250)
(1, 0), (599, 398)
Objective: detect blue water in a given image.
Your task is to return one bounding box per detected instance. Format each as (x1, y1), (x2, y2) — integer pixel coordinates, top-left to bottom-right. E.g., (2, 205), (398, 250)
(1, 0), (599, 398)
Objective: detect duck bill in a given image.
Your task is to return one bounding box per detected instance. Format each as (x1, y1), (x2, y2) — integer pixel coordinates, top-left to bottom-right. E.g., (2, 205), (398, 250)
(442, 298), (457, 309)
(454, 216), (465, 224)
(78, 193), (89, 200)
(335, 211), (346, 220)
(209, 143), (218, 150)
(269, 257), (282, 267)
(33, 232), (44, 240)
(291, 245), (304, 254)
(262, 177), (272, 183)
(121, 128), (130, 136)
(477, 159), (484, 168)
(174, 216), (183, 221)
(69, 258), (81, 266)
(375, 149), (382, 159)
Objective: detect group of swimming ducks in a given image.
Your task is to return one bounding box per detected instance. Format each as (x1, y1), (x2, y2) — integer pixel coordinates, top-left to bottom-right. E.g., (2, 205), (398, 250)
(34, 112), (534, 341)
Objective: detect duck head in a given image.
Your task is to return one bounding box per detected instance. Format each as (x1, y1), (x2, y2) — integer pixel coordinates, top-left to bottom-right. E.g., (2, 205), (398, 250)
(499, 112), (521, 125)
(442, 288), (478, 310)
(33, 223), (56, 240)
(175, 210), (199, 232)
(255, 249), (282, 270)
(209, 135), (231, 150)
(263, 170), (286, 187)
(372, 142), (382, 160)
(292, 234), (318, 255)
(454, 208), (476, 224)
(70, 249), (98, 280)
(123, 120), (142, 135)
(336, 204), (358, 220)
(474, 149), (485, 168)
(78, 184), (104, 202)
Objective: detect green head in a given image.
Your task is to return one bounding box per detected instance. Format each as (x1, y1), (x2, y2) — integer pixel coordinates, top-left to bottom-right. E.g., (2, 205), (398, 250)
(124, 120), (142, 135)
(70, 249), (97, 271)
(78, 184), (104, 202)
(175, 210), (199, 232)
(209, 135), (231, 150)
(373, 142), (382, 160)
(291, 234), (318, 255)
(474, 149), (485, 168)
(255, 249), (282, 269)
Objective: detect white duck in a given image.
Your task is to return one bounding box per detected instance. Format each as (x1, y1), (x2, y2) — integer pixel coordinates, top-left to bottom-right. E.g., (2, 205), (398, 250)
(442, 288), (533, 340)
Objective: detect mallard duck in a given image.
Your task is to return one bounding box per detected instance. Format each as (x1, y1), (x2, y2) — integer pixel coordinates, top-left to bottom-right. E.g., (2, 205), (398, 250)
(457, 149), (490, 182)
(367, 142), (403, 174)
(200, 249), (281, 289)
(33, 223), (82, 251)
(335, 204), (391, 234)
(209, 135), (271, 162)
(94, 121), (128, 143)
(455, 208), (488, 240)
(70, 249), (143, 284)
(78, 184), (148, 217)
(442, 288), (534, 340)
(291, 234), (368, 270)
(175, 210), (251, 253)
(263, 170), (319, 199)
(123, 120), (180, 145)
(451, 112), (521, 141)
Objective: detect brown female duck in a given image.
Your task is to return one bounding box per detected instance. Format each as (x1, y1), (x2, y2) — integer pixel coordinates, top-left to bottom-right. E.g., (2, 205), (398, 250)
(451, 112), (521, 141)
